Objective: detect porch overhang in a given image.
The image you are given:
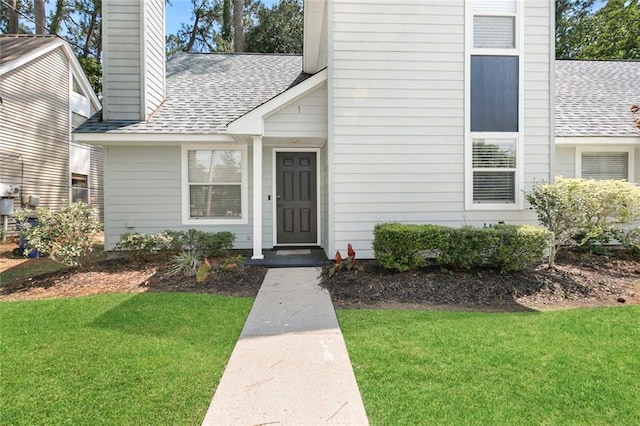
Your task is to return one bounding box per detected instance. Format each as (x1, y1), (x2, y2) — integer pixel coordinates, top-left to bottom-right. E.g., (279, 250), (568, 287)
(227, 69), (327, 260)
(227, 69), (328, 136)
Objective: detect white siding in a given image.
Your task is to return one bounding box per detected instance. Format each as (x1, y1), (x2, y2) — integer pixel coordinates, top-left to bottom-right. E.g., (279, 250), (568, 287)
(103, 0), (165, 121)
(261, 148), (274, 248)
(555, 146), (575, 178)
(264, 84), (327, 138)
(636, 147), (640, 185)
(0, 48), (69, 217)
(328, 0), (551, 258)
(102, 0), (142, 120)
(321, 142), (329, 257)
(330, 0), (466, 258)
(523, 1), (552, 194)
(144, 0), (165, 118)
(104, 145), (253, 250)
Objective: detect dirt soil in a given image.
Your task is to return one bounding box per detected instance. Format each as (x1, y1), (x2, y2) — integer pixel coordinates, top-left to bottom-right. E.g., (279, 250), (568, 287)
(1, 242), (639, 311)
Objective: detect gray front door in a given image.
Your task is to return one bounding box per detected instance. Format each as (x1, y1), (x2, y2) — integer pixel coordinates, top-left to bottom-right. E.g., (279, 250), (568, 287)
(276, 152), (317, 244)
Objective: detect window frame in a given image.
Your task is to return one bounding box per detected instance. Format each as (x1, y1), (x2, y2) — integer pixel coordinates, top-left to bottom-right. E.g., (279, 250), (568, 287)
(181, 144), (249, 225)
(575, 146), (635, 182)
(471, 136), (518, 204)
(71, 173), (89, 204)
(465, 0), (524, 211)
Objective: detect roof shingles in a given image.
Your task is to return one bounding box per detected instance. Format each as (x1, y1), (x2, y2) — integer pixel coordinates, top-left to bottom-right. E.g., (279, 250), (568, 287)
(76, 53), (308, 134)
(555, 60), (640, 137)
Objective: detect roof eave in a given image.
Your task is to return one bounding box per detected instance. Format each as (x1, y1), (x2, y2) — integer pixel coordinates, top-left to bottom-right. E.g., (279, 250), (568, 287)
(0, 37), (101, 112)
(227, 68), (328, 136)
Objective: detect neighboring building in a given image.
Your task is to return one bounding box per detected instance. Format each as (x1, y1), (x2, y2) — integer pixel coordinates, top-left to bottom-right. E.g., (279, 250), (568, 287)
(75, 0), (554, 259)
(0, 34), (103, 227)
(555, 60), (640, 183)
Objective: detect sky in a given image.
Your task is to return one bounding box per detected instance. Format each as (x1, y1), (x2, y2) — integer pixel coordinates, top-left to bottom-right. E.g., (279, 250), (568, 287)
(165, 0), (279, 36)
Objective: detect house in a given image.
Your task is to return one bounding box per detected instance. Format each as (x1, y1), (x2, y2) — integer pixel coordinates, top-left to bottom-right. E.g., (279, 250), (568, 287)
(75, 0), (554, 259)
(555, 60), (640, 183)
(0, 34), (103, 230)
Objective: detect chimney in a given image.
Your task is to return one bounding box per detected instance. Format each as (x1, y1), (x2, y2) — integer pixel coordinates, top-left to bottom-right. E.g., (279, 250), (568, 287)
(102, 0), (165, 121)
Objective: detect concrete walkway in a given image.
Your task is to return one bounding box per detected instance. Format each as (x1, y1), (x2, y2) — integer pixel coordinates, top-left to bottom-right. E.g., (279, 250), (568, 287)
(202, 267), (369, 425)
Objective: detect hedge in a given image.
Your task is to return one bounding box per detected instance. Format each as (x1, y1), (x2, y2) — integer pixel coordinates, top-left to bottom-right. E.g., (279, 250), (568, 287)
(373, 223), (551, 272)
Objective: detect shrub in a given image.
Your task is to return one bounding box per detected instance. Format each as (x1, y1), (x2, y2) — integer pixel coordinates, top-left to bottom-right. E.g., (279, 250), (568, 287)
(114, 231), (175, 261)
(169, 229), (235, 258)
(373, 223), (550, 272)
(526, 178), (640, 266)
(13, 203), (102, 266)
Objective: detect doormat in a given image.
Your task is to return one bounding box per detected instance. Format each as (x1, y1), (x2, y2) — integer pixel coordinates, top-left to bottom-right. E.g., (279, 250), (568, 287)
(276, 249), (312, 256)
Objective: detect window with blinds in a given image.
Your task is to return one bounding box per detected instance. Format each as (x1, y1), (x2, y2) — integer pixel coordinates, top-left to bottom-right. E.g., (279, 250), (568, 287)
(473, 0), (516, 49)
(187, 150), (243, 219)
(581, 152), (629, 180)
(472, 139), (516, 203)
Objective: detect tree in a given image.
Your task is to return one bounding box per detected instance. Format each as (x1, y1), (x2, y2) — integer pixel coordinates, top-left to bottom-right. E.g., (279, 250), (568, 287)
(556, 0), (640, 59)
(1, 0), (33, 34)
(233, 0), (244, 51)
(34, 0), (45, 34)
(245, 0), (303, 54)
(578, 0), (640, 59)
(556, 0), (596, 59)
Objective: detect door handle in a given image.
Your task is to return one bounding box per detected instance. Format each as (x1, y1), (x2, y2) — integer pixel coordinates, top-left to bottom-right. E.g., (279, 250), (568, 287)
(277, 195), (281, 199)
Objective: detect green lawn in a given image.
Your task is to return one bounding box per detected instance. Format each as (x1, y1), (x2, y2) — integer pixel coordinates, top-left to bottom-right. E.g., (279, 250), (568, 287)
(338, 306), (640, 425)
(0, 293), (253, 425)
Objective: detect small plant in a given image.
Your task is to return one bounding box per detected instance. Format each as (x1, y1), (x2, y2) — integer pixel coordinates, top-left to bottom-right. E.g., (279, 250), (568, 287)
(329, 243), (364, 278)
(168, 250), (202, 276)
(621, 227), (640, 256)
(196, 259), (212, 283)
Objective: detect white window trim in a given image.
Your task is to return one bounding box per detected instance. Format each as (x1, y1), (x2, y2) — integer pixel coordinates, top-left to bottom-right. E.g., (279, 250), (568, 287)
(181, 144), (249, 225)
(575, 145), (635, 182)
(471, 133), (519, 205)
(69, 67), (90, 206)
(465, 0), (525, 211)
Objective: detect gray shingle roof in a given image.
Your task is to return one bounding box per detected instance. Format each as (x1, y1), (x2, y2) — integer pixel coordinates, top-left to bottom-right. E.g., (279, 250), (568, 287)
(76, 53), (309, 134)
(555, 60), (640, 137)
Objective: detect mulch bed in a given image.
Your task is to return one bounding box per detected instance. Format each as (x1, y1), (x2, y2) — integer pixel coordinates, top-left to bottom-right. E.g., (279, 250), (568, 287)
(1, 249), (639, 311)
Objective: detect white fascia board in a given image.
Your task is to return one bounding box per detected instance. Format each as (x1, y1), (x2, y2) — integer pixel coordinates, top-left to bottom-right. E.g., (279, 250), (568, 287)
(227, 68), (328, 136)
(303, 0), (325, 74)
(63, 42), (102, 112)
(73, 132), (235, 145)
(556, 136), (640, 145)
(0, 37), (100, 111)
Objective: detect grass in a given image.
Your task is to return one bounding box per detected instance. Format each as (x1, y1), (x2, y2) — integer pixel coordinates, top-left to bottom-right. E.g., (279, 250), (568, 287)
(0, 241), (107, 285)
(338, 306), (640, 425)
(0, 293), (253, 425)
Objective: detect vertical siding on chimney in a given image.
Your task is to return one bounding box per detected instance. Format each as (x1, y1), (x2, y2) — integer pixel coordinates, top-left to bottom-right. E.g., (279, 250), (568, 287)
(102, 0), (142, 121)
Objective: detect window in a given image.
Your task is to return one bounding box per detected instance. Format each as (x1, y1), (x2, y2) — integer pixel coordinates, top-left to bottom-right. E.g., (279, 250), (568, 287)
(470, 55), (519, 132)
(474, 16), (515, 49)
(467, 0), (522, 209)
(473, 139), (516, 203)
(581, 152), (630, 180)
(182, 146), (247, 224)
(473, 0), (517, 49)
(71, 174), (89, 203)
